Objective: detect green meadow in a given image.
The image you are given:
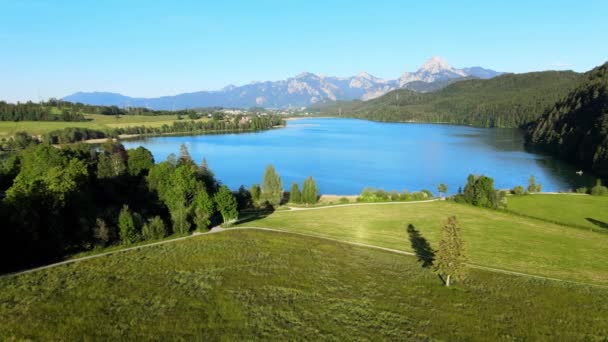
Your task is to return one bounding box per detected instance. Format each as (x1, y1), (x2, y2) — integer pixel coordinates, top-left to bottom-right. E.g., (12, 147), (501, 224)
(240, 200), (608, 286)
(506, 194), (608, 231)
(1, 230), (607, 340)
(0, 113), (207, 137)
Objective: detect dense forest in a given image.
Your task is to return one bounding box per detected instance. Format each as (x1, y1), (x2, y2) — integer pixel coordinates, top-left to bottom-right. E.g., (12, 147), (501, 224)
(317, 71), (582, 128)
(526, 62), (608, 177)
(0, 141), (251, 273)
(0, 99), (207, 121)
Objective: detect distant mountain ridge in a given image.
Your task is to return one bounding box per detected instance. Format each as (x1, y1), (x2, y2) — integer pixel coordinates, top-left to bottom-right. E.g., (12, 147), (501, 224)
(63, 57), (504, 110)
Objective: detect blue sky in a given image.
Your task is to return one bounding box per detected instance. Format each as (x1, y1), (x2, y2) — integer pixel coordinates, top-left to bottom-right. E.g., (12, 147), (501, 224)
(1, 0), (607, 102)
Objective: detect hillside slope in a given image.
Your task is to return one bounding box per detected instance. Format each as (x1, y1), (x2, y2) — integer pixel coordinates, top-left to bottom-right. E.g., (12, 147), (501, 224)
(320, 70), (581, 127)
(526, 62), (608, 176)
(1, 230), (607, 340)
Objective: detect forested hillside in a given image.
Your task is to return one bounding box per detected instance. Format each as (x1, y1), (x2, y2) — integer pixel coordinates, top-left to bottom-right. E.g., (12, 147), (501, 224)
(526, 62), (608, 177)
(319, 71), (581, 127)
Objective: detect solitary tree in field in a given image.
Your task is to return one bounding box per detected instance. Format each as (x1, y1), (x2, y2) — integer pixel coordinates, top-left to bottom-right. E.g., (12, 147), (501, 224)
(289, 182), (302, 203)
(261, 164), (282, 207)
(434, 216), (467, 287)
(438, 183), (448, 198)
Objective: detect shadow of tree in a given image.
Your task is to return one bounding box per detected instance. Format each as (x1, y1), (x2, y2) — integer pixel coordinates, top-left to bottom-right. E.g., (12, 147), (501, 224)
(406, 224), (435, 268)
(236, 207), (275, 225)
(586, 218), (608, 230)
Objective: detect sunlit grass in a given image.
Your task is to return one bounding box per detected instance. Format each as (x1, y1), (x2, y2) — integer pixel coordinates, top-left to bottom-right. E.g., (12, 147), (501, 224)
(239, 201), (608, 285)
(0, 230), (606, 340)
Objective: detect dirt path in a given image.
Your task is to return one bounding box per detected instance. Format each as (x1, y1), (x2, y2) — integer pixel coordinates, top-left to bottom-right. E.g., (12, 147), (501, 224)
(286, 199), (438, 211)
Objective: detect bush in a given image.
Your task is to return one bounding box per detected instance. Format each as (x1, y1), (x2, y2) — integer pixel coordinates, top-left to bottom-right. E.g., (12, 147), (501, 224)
(591, 179), (608, 196)
(339, 197), (350, 204)
(575, 187), (588, 194)
(142, 216), (167, 241)
(511, 185), (526, 195)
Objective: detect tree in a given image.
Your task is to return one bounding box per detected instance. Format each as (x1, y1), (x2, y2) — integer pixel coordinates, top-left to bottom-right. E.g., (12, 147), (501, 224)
(214, 185), (238, 223)
(261, 164), (282, 207)
(250, 184), (261, 206)
(434, 216), (467, 287)
(118, 205), (139, 244)
(96, 153), (114, 179)
(193, 188), (215, 230)
(456, 174), (504, 209)
(142, 216), (167, 240)
(527, 175), (542, 193)
(127, 146), (154, 177)
(178, 143), (192, 165)
(301, 176), (319, 205)
(438, 183), (448, 198)
(289, 182), (302, 203)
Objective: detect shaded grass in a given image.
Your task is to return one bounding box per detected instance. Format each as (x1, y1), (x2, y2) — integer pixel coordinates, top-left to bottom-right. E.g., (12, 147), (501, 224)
(0, 230), (606, 340)
(506, 194), (608, 232)
(239, 201), (608, 285)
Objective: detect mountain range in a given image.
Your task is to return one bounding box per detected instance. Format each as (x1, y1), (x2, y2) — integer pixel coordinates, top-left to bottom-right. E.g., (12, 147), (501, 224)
(63, 57), (503, 110)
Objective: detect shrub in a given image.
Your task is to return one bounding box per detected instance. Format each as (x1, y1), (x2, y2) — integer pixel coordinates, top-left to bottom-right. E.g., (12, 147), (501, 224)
(142, 216), (167, 240)
(511, 185), (526, 195)
(339, 197), (350, 204)
(591, 179), (608, 196)
(575, 187), (588, 194)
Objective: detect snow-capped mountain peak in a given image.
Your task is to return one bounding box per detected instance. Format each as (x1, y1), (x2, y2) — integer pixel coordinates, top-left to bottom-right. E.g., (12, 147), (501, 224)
(419, 56), (452, 73)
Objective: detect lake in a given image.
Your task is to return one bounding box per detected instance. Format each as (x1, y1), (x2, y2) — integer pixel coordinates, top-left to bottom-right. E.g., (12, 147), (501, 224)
(122, 118), (594, 195)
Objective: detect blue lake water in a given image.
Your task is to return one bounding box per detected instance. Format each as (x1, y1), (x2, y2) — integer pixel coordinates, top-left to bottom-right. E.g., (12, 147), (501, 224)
(122, 118), (593, 195)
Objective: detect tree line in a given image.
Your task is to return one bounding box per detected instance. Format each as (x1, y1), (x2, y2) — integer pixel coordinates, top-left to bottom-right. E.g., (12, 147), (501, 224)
(0, 115), (285, 150)
(0, 142), (242, 273)
(0, 99), (210, 122)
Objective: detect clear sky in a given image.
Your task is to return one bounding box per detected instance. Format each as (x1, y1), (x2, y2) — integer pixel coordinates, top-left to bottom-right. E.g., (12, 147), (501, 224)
(1, 0), (607, 102)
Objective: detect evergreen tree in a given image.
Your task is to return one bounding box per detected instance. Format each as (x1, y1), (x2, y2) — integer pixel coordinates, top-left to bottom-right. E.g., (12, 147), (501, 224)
(434, 216), (467, 287)
(214, 185), (238, 223)
(193, 188), (215, 230)
(178, 143), (193, 165)
(289, 182), (302, 203)
(261, 164), (282, 207)
(118, 205), (139, 244)
(301, 176), (319, 205)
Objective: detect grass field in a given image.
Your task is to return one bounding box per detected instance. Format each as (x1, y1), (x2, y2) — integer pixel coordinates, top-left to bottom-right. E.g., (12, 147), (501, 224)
(1, 230), (606, 340)
(506, 194), (608, 231)
(0, 114), (207, 137)
(240, 200), (608, 285)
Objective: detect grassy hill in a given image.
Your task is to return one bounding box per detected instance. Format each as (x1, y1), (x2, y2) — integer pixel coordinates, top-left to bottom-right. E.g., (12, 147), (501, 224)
(319, 70), (581, 128)
(239, 200), (608, 285)
(1, 229), (607, 340)
(506, 194), (608, 230)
